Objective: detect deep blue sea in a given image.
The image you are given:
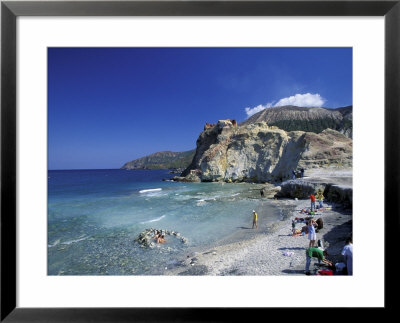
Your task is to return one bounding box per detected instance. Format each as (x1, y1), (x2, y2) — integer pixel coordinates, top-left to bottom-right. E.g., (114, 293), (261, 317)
(48, 169), (280, 275)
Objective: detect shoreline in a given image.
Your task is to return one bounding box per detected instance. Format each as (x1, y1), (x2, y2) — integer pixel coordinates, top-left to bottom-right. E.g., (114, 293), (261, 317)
(165, 168), (353, 276)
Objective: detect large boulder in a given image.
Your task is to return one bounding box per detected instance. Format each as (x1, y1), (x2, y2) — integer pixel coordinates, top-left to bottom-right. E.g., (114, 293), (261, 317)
(324, 184), (352, 209)
(275, 180), (326, 199)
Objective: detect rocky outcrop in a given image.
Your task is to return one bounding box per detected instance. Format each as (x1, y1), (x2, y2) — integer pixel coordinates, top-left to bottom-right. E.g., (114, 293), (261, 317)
(275, 180), (352, 209)
(180, 120), (352, 183)
(135, 228), (188, 248)
(324, 184), (352, 209)
(275, 180), (326, 199)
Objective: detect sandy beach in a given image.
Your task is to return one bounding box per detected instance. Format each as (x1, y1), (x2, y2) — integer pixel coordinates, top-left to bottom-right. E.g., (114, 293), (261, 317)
(165, 168), (353, 276)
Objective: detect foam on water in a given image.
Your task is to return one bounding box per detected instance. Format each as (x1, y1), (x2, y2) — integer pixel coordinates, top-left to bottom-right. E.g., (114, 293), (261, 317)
(62, 235), (89, 245)
(48, 169), (280, 275)
(139, 188), (162, 193)
(140, 214), (166, 224)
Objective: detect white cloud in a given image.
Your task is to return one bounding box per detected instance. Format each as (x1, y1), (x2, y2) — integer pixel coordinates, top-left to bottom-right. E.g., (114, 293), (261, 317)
(244, 93), (326, 117)
(274, 93), (325, 108)
(245, 102), (274, 117)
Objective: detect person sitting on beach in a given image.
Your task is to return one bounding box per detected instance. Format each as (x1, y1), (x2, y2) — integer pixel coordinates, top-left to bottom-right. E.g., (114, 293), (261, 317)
(157, 234), (166, 244)
(341, 236), (353, 275)
(308, 219), (317, 248)
(305, 248), (333, 275)
(252, 210), (258, 229)
(292, 228), (302, 237)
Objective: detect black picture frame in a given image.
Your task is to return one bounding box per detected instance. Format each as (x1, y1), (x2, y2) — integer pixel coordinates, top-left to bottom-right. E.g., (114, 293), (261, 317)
(1, 0), (398, 321)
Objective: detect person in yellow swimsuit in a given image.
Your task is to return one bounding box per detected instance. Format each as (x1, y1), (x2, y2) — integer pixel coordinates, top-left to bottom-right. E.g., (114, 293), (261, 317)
(316, 190), (324, 209)
(252, 210), (258, 229)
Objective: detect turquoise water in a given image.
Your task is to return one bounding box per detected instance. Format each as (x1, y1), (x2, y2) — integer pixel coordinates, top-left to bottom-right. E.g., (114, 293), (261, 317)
(48, 169), (280, 275)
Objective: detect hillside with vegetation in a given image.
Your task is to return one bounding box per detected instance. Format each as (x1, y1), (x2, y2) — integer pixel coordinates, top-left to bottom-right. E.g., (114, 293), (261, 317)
(121, 150), (196, 170)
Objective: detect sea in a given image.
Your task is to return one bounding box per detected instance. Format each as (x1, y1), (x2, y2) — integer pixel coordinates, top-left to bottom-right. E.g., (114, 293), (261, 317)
(48, 169), (281, 275)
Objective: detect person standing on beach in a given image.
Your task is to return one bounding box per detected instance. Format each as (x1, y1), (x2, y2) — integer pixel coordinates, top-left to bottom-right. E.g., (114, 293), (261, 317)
(301, 168), (305, 178)
(308, 219), (316, 248)
(292, 170), (296, 179)
(341, 236), (353, 275)
(252, 210), (258, 229)
(305, 248), (332, 275)
(309, 193), (316, 211)
(316, 190), (324, 209)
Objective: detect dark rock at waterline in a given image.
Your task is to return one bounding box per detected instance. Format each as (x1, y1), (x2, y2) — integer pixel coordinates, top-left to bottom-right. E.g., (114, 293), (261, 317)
(275, 180), (325, 199)
(275, 179), (352, 209)
(171, 173), (201, 182)
(135, 228), (188, 248)
(324, 184), (352, 209)
(260, 185), (281, 198)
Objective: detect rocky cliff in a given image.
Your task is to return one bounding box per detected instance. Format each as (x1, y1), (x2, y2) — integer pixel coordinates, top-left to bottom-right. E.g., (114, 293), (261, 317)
(179, 120), (352, 183)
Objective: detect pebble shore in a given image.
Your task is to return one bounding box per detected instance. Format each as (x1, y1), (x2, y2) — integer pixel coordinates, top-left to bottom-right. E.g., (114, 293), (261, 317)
(165, 169), (353, 276)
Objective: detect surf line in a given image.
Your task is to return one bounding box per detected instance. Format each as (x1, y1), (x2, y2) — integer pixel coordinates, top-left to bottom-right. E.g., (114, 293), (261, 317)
(140, 214), (166, 224)
(139, 188), (162, 194)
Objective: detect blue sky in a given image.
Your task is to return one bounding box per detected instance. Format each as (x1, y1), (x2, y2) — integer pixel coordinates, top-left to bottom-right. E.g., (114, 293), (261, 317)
(48, 47), (352, 170)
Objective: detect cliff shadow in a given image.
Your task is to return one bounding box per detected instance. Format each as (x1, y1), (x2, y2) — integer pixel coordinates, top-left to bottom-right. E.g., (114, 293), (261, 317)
(270, 133), (306, 182)
(181, 127), (220, 176)
(321, 220), (352, 263)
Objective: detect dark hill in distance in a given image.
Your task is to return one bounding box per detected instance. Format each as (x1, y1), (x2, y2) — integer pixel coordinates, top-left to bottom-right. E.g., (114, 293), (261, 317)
(121, 150), (196, 170)
(240, 105), (352, 138)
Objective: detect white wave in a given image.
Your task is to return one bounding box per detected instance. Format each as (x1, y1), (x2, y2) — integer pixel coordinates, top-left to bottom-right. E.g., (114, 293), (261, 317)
(202, 196), (217, 201)
(140, 214), (166, 224)
(48, 239), (60, 248)
(139, 188), (162, 194)
(196, 199), (207, 206)
(62, 236), (88, 245)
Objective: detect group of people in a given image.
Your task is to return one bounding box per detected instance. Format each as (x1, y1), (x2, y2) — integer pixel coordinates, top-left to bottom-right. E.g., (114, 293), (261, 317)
(251, 187), (353, 276)
(305, 235), (352, 276)
(309, 189), (324, 212)
(291, 213), (332, 275)
(153, 230), (166, 244)
(292, 217), (320, 246)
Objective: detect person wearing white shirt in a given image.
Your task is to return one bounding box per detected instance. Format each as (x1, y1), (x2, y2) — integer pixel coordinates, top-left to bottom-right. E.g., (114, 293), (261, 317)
(341, 236), (353, 275)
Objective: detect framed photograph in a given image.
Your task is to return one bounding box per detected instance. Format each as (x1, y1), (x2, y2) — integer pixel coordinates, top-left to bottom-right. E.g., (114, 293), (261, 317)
(1, 0), (398, 320)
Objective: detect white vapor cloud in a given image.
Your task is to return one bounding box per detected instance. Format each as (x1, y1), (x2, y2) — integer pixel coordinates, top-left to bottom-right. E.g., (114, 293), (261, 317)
(274, 93), (325, 108)
(245, 93), (326, 117)
(245, 102), (274, 117)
